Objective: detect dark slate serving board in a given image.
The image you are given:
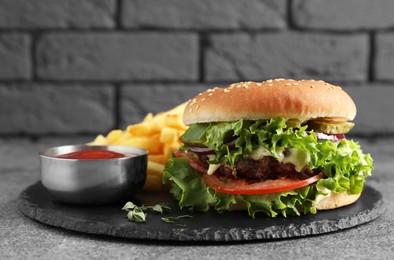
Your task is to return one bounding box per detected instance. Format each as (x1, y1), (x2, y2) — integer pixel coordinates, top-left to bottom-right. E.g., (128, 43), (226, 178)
(17, 182), (384, 242)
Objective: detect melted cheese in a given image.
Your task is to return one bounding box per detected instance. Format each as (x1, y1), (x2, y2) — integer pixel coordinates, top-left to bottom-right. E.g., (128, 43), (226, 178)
(250, 146), (271, 160)
(250, 146), (310, 173)
(279, 148), (310, 172)
(207, 163), (221, 175)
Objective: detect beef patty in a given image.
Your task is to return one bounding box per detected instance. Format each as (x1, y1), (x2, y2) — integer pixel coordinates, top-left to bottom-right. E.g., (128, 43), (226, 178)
(200, 155), (319, 182)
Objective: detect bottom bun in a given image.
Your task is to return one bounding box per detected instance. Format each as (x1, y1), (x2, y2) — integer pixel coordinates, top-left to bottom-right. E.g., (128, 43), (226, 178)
(315, 191), (361, 210)
(228, 191), (361, 211)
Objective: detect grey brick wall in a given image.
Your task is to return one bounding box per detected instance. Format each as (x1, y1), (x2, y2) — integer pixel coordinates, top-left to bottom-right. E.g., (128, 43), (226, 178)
(0, 84), (114, 134)
(292, 0), (394, 30)
(0, 34), (30, 79)
(0, 0), (393, 137)
(37, 33), (198, 81)
(205, 33), (368, 82)
(0, 0), (116, 29)
(121, 0), (287, 29)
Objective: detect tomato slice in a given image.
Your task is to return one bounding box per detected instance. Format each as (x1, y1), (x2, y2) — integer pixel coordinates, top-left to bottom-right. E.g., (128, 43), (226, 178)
(202, 173), (324, 195)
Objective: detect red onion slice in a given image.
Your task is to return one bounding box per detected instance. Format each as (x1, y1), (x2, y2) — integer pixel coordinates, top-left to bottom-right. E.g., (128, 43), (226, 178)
(226, 140), (236, 149)
(315, 132), (346, 141)
(187, 140), (237, 155)
(187, 146), (216, 155)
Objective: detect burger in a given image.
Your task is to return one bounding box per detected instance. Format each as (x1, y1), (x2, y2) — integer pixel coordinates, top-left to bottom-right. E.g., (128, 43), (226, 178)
(163, 79), (373, 218)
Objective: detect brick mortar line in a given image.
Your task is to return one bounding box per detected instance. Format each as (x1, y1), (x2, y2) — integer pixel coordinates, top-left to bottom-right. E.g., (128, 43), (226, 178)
(114, 84), (121, 129)
(0, 133), (97, 142)
(1, 79), (394, 85)
(30, 33), (39, 80)
(0, 80), (204, 85)
(287, 0), (295, 29)
(368, 32), (376, 82)
(115, 0), (123, 30)
(2, 28), (394, 34)
(198, 33), (206, 82)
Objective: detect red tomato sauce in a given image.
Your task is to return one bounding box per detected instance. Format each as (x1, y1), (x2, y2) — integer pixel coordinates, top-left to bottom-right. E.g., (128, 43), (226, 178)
(57, 150), (127, 160)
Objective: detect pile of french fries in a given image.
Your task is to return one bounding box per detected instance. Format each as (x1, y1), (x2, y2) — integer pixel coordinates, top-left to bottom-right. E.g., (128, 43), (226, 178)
(89, 103), (188, 191)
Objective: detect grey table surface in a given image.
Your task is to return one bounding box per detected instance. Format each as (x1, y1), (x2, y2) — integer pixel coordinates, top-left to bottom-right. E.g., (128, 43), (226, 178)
(1, 137), (393, 260)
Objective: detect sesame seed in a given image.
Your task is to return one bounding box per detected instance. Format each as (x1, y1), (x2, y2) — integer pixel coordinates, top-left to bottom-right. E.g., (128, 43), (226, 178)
(201, 98), (206, 101)
(195, 105), (200, 110)
(224, 89), (230, 92)
(189, 108), (193, 113)
(208, 93), (213, 96)
(268, 83), (273, 87)
(267, 79), (273, 83)
(329, 86), (335, 90)
(198, 93), (203, 96)
(293, 82), (299, 86)
(256, 83), (262, 86)
(207, 89), (213, 92)
(285, 83), (292, 86)
(310, 85), (315, 88)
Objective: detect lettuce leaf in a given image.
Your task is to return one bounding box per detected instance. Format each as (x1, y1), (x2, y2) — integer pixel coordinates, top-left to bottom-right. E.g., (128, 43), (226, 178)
(163, 157), (320, 218)
(163, 157), (216, 211)
(163, 118), (374, 218)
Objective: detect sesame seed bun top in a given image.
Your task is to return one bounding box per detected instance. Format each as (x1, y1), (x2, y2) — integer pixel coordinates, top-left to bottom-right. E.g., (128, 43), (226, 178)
(183, 79), (357, 125)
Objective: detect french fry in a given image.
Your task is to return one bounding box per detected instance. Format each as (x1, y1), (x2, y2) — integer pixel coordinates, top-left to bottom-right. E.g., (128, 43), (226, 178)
(88, 134), (107, 145)
(160, 127), (178, 144)
(114, 131), (133, 145)
(106, 130), (123, 144)
(163, 142), (180, 162)
(143, 113), (154, 122)
(149, 154), (165, 164)
(89, 102), (188, 192)
(165, 114), (188, 131)
(121, 136), (151, 149)
(147, 161), (165, 175)
(127, 122), (157, 136)
(147, 134), (163, 154)
(151, 114), (166, 132)
(143, 172), (170, 191)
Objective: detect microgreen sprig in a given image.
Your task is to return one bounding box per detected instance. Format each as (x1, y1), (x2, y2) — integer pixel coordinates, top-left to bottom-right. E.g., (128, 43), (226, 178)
(122, 202), (171, 223)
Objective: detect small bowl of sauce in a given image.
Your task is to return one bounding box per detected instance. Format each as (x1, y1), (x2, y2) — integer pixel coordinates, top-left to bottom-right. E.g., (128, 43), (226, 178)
(40, 145), (148, 205)
(56, 150), (127, 160)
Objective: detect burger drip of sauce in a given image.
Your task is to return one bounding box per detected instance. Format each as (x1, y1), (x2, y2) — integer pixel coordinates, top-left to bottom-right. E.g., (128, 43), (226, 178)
(56, 150), (127, 160)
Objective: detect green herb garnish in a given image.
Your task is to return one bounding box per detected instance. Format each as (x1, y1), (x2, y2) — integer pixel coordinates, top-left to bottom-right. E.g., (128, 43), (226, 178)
(122, 202), (171, 223)
(126, 207), (147, 223)
(161, 215), (193, 226)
